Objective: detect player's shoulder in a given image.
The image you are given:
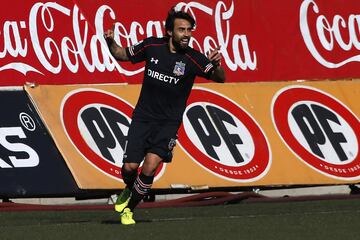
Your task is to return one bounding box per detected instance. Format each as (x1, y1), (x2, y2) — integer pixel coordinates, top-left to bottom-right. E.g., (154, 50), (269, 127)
(184, 47), (209, 65)
(143, 36), (168, 46)
(185, 47), (207, 59)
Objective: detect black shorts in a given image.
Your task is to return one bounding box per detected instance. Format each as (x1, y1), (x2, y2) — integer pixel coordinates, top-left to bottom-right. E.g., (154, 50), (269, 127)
(123, 119), (180, 164)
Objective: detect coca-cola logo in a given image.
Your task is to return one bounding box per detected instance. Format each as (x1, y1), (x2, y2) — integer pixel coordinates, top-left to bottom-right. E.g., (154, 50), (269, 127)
(0, 1), (256, 77)
(300, 0), (360, 68)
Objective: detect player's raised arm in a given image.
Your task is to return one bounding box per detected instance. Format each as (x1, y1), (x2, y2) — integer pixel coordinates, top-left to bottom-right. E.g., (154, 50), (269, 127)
(104, 28), (129, 61)
(207, 46), (226, 83)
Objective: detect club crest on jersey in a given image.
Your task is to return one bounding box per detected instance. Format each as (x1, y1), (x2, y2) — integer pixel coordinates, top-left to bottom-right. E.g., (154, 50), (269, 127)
(173, 61), (186, 76)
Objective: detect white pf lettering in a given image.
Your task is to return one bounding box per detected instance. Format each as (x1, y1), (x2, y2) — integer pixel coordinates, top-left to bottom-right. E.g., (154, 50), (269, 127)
(147, 69), (180, 84)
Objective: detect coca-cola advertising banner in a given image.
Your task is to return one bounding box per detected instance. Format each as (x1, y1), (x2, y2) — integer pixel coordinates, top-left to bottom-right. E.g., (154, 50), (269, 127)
(1, 0), (360, 86)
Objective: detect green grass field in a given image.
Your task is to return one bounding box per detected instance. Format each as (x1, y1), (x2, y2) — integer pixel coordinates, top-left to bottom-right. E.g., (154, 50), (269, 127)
(0, 198), (359, 240)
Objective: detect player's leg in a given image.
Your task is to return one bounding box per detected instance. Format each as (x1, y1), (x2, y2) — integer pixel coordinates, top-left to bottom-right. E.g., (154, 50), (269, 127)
(116, 119), (150, 216)
(115, 163), (139, 213)
(123, 121), (179, 211)
(120, 121), (179, 225)
(125, 121), (179, 212)
(122, 163), (139, 188)
(121, 154), (161, 225)
(126, 153), (162, 210)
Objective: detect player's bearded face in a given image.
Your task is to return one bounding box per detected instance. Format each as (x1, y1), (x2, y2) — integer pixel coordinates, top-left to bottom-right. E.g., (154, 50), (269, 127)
(171, 19), (192, 50)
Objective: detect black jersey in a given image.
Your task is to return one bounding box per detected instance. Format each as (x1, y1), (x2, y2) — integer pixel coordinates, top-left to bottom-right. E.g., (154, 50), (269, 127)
(125, 37), (215, 122)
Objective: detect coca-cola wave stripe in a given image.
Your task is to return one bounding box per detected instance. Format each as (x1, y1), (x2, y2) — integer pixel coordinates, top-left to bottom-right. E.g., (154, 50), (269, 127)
(0, 0), (359, 86)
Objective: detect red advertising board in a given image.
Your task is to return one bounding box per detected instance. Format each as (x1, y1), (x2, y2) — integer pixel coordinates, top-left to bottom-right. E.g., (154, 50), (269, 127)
(1, 0), (360, 86)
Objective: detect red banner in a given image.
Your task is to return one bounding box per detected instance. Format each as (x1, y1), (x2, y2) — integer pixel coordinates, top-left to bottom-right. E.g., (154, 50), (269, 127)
(1, 0), (360, 86)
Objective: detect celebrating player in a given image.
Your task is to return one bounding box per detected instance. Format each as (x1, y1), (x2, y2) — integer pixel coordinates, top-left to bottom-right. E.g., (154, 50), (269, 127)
(104, 7), (225, 225)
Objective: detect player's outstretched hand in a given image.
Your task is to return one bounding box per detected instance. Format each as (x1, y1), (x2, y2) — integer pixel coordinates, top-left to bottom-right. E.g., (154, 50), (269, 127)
(207, 46), (222, 67)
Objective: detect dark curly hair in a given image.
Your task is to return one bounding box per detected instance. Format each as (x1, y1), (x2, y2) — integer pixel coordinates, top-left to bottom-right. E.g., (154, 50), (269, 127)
(165, 8), (196, 37)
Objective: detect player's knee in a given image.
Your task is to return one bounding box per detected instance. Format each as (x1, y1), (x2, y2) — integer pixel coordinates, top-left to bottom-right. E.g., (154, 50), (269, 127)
(142, 157), (161, 176)
(124, 163), (139, 171)
(121, 163), (139, 187)
(141, 163), (158, 176)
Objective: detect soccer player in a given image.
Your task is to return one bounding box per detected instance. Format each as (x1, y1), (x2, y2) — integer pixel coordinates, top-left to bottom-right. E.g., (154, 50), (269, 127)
(104, 8), (226, 225)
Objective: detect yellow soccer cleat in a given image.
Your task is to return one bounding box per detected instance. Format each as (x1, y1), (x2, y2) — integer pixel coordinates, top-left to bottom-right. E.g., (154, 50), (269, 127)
(120, 208), (136, 225)
(114, 188), (131, 213)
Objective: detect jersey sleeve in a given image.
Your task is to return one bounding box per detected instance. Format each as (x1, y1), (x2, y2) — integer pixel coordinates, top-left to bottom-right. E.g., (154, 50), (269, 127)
(125, 38), (151, 64)
(191, 51), (215, 80)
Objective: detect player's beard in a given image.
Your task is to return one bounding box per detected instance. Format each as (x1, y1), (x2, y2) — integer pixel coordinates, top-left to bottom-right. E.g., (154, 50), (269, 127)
(172, 36), (190, 51)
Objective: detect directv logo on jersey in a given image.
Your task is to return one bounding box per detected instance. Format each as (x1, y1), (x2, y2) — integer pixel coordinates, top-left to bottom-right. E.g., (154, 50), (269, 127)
(147, 69), (180, 84)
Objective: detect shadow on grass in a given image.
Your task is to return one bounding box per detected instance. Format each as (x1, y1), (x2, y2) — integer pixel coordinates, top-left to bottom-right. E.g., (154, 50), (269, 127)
(101, 219), (152, 224)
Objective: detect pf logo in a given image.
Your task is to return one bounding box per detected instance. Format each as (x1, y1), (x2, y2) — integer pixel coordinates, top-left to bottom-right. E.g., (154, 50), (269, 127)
(178, 88), (271, 182)
(272, 86), (360, 180)
(61, 89), (165, 181)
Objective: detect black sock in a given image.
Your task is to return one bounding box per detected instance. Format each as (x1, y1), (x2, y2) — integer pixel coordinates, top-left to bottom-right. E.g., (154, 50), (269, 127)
(121, 167), (138, 189)
(127, 173), (154, 211)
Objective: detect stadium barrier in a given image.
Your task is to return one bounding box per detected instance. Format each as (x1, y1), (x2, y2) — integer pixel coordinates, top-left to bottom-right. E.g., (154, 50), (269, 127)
(23, 79), (360, 191)
(0, 89), (79, 197)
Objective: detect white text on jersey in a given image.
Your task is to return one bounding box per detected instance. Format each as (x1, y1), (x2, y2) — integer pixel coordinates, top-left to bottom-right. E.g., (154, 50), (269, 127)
(147, 69), (180, 84)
